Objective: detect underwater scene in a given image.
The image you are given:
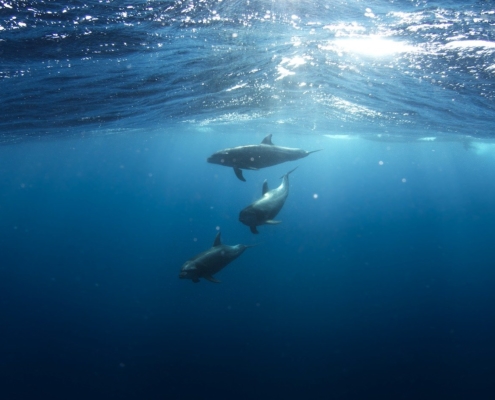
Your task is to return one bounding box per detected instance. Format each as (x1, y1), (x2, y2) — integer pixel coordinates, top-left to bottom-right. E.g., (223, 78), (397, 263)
(1, 1), (495, 399)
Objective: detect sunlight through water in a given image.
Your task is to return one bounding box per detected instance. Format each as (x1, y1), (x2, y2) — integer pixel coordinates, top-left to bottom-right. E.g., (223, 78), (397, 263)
(330, 36), (415, 57)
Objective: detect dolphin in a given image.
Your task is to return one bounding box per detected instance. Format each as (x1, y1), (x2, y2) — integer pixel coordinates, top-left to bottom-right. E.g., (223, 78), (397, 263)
(207, 134), (320, 181)
(239, 167), (297, 234)
(179, 232), (253, 283)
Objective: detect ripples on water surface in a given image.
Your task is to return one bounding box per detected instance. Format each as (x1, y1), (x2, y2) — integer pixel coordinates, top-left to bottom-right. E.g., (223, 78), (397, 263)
(1, 0), (494, 140)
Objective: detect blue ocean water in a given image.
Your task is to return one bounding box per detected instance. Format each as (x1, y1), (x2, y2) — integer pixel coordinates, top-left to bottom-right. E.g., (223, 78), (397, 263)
(1, 1), (495, 399)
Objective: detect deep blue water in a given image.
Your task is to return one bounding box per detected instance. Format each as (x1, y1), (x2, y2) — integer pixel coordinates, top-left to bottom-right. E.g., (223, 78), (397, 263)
(2, 1), (495, 399)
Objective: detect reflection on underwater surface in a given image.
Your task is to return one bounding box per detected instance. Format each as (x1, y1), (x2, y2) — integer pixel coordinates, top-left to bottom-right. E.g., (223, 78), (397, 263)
(1, 0), (495, 139)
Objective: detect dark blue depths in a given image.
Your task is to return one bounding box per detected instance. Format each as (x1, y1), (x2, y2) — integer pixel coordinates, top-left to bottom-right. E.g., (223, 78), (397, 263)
(1, 134), (495, 400)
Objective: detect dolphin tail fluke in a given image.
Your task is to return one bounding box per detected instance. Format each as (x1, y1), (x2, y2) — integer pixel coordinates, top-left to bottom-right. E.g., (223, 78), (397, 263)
(265, 220), (282, 225)
(250, 226), (259, 234)
(204, 275), (221, 283)
(234, 167), (246, 182)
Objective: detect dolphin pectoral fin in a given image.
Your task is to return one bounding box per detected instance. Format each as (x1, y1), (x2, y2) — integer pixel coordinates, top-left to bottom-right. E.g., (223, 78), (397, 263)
(192, 277), (200, 283)
(250, 226), (259, 234)
(204, 275), (221, 283)
(261, 134), (274, 145)
(265, 220), (282, 225)
(234, 167), (246, 182)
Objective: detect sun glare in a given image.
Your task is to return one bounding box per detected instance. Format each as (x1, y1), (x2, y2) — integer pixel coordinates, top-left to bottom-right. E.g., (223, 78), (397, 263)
(333, 36), (414, 57)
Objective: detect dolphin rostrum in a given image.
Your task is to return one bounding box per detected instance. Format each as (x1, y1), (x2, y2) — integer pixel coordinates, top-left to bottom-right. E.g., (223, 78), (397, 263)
(239, 167), (297, 234)
(179, 232), (253, 283)
(207, 134), (320, 181)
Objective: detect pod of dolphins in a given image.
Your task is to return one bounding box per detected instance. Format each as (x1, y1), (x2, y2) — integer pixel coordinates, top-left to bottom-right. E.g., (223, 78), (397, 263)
(179, 134), (321, 283)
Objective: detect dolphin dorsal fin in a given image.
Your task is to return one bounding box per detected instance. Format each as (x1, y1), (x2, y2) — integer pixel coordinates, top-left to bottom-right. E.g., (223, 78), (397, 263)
(213, 232), (222, 247)
(261, 134), (273, 145)
(262, 180), (269, 195)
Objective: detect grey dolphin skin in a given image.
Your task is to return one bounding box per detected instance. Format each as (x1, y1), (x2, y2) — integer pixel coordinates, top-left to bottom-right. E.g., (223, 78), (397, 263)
(207, 134), (320, 181)
(239, 167), (297, 234)
(179, 232), (252, 283)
